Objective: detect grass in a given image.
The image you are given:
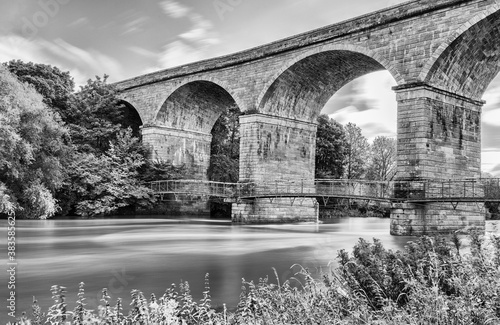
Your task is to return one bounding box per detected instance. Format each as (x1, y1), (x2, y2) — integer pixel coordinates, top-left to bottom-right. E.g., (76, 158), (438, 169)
(11, 232), (500, 324)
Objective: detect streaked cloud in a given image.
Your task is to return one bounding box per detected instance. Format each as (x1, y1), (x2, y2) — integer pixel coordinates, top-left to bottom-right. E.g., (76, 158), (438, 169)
(128, 46), (158, 59)
(148, 0), (220, 70)
(326, 71), (397, 141)
(160, 0), (190, 19)
(68, 17), (90, 28)
(122, 16), (149, 35)
(0, 35), (124, 87)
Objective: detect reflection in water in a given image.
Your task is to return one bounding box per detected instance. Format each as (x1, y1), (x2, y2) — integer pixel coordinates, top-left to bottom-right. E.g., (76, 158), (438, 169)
(2, 218), (499, 314)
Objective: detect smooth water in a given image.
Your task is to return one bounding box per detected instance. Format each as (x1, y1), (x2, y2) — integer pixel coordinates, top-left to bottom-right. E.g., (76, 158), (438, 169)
(1, 217), (499, 317)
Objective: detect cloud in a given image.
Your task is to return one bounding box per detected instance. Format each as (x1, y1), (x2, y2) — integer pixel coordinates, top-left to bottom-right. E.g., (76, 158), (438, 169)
(0, 35), (124, 87)
(326, 71), (397, 142)
(146, 1), (220, 70)
(157, 40), (207, 70)
(159, 0), (190, 19)
(482, 151), (500, 176)
(128, 46), (158, 59)
(68, 17), (90, 28)
(122, 16), (149, 35)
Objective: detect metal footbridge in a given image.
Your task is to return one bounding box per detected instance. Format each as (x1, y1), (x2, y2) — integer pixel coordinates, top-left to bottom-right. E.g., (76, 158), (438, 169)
(148, 178), (500, 206)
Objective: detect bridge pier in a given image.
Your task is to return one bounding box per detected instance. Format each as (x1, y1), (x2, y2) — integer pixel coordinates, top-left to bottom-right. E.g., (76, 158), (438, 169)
(391, 84), (485, 235)
(142, 125), (211, 215)
(232, 114), (318, 223)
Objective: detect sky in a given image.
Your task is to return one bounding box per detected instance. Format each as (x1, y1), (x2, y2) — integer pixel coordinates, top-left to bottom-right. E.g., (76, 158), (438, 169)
(0, 0), (499, 176)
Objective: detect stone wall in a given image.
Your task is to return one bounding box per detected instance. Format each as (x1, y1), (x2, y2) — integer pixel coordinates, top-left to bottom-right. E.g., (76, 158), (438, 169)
(391, 202), (485, 235)
(142, 125), (212, 180)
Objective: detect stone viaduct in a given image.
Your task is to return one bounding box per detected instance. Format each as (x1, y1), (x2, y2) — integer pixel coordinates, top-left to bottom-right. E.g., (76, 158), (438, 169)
(115, 0), (500, 235)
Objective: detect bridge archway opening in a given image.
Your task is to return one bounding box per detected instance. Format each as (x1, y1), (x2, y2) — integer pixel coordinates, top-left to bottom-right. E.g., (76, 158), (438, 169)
(257, 50), (395, 123)
(155, 80), (239, 134)
(118, 100), (143, 138)
(323, 70), (397, 140)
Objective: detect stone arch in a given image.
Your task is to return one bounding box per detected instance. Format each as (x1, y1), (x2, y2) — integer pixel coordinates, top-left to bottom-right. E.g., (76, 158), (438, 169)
(118, 100), (143, 137)
(115, 95), (147, 125)
(255, 44), (401, 122)
(421, 4), (500, 99)
(154, 80), (240, 134)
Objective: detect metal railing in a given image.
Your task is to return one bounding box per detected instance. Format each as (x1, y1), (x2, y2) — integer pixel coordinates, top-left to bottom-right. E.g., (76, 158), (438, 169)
(148, 178), (500, 202)
(149, 180), (238, 198)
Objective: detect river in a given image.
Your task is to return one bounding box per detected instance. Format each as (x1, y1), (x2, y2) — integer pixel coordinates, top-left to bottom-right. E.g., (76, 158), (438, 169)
(2, 217), (499, 318)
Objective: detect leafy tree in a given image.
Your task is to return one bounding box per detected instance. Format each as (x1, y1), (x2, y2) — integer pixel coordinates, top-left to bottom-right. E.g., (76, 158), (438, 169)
(4, 60), (75, 120)
(69, 75), (128, 153)
(315, 115), (347, 179)
(0, 66), (69, 218)
(208, 106), (241, 183)
(343, 122), (369, 179)
(366, 136), (397, 181)
(66, 129), (154, 217)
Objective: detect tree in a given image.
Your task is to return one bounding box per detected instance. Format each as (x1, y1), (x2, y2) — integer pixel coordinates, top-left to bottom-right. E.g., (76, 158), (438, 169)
(208, 106), (241, 183)
(69, 75), (128, 153)
(366, 136), (397, 181)
(315, 114), (347, 179)
(343, 123), (369, 179)
(4, 60), (75, 120)
(65, 129), (155, 217)
(0, 66), (69, 218)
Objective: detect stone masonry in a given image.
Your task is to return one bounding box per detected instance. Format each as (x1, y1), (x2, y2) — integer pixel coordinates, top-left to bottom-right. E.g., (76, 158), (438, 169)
(115, 0), (500, 233)
(232, 114), (318, 223)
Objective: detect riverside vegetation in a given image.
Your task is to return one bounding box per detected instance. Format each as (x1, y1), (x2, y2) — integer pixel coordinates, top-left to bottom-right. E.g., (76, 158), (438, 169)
(11, 232), (500, 324)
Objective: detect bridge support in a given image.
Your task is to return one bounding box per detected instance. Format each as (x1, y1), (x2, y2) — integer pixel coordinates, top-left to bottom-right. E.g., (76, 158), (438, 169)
(232, 114), (318, 223)
(142, 125), (211, 215)
(391, 84), (485, 235)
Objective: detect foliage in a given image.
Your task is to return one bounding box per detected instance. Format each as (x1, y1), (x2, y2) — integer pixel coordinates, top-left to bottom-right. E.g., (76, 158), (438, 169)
(483, 177), (500, 219)
(209, 106), (241, 183)
(4, 60), (75, 120)
(13, 234), (500, 324)
(69, 75), (128, 154)
(343, 122), (369, 179)
(366, 136), (397, 181)
(138, 159), (188, 183)
(64, 129), (155, 218)
(0, 66), (69, 218)
(315, 114), (347, 179)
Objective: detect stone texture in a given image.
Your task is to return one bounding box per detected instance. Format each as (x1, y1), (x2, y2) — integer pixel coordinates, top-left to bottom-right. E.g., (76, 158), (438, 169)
(142, 126), (212, 180)
(233, 114), (318, 223)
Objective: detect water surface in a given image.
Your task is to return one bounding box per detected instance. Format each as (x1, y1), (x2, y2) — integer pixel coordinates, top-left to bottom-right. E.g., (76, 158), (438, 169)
(2, 217), (498, 316)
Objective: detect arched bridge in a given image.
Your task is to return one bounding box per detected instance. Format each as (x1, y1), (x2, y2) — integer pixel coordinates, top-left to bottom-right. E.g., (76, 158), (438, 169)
(115, 0), (500, 235)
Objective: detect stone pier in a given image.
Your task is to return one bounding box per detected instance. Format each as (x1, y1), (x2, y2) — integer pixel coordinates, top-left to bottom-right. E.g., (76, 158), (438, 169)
(390, 83), (485, 235)
(231, 114), (318, 223)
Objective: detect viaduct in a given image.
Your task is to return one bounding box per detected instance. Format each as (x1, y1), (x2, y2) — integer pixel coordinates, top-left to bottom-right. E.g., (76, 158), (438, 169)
(115, 0), (500, 235)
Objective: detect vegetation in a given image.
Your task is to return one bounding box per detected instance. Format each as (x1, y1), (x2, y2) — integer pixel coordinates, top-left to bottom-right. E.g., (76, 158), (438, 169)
(0, 66), (69, 218)
(343, 122), (370, 180)
(315, 115), (347, 179)
(12, 233), (500, 324)
(365, 136), (397, 181)
(0, 61), (172, 219)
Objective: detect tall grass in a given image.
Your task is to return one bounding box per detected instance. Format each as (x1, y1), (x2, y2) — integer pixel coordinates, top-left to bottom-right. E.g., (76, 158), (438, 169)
(12, 233), (500, 324)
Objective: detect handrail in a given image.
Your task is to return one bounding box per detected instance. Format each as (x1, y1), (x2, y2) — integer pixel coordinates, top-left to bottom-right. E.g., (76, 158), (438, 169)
(147, 178), (500, 202)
